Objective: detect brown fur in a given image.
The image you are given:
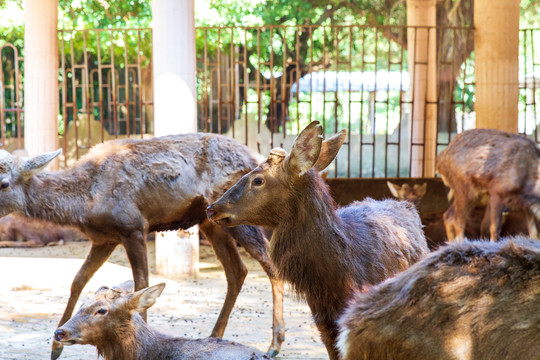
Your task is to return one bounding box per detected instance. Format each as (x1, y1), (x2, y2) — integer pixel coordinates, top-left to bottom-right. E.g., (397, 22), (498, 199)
(436, 129), (540, 241)
(208, 122), (429, 360)
(0, 134), (285, 359)
(387, 181), (532, 249)
(55, 281), (271, 360)
(338, 237), (540, 360)
(0, 214), (85, 248)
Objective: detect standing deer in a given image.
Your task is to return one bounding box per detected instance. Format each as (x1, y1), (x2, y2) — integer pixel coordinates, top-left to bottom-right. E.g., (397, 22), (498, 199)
(338, 237), (540, 360)
(387, 181), (531, 249)
(0, 134), (284, 359)
(207, 121), (429, 359)
(54, 281), (271, 360)
(436, 128), (540, 242)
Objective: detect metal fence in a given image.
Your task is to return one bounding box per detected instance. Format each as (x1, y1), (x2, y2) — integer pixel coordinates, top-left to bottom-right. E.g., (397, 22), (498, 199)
(0, 43), (24, 150)
(58, 28), (154, 165)
(1, 26), (539, 176)
(196, 25), (476, 177)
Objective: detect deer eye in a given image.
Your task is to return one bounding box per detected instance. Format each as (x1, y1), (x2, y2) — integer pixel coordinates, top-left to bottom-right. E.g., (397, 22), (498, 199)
(96, 309), (107, 315)
(252, 177), (265, 186)
(1, 179), (9, 189)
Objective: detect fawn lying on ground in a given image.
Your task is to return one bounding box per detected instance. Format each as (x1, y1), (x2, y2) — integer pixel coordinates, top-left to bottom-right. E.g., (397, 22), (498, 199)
(54, 281), (271, 360)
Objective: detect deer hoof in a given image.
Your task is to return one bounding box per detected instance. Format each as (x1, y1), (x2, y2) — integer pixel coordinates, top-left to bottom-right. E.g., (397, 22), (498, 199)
(51, 340), (64, 360)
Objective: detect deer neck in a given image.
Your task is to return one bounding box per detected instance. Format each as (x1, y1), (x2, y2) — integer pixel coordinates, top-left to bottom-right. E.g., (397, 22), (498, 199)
(270, 173), (353, 316)
(24, 168), (90, 226)
(97, 316), (159, 360)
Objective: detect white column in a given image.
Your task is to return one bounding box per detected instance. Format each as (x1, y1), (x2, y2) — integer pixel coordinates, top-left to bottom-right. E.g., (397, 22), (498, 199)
(153, 0), (196, 136)
(474, 0), (519, 132)
(152, 0), (198, 276)
(24, 0), (60, 169)
(407, 0), (437, 177)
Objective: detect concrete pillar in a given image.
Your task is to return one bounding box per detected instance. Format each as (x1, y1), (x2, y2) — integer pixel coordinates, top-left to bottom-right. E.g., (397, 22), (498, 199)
(24, 0), (60, 169)
(152, 0), (198, 276)
(152, 0), (196, 136)
(407, 0), (437, 177)
(474, 0), (520, 132)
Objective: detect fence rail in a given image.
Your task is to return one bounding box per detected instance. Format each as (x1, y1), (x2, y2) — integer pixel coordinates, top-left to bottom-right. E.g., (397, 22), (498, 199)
(1, 26), (539, 176)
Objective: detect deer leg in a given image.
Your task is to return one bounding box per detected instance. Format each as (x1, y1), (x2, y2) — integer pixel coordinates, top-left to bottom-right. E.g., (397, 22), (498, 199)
(123, 230), (149, 320)
(199, 220), (247, 339)
(51, 241), (117, 360)
(225, 225), (285, 357)
(527, 210), (539, 239)
(480, 205), (491, 238)
(313, 319), (340, 360)
(488, 194), (505, 242)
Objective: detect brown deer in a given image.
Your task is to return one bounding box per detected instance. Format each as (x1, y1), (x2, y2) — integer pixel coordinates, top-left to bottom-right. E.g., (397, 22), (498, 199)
(386, 181), (531, 249)
(207, 121), (429, 360)
(0, 134), (284, 359)
(54, 281), (271, 360)
(436, 128), (540, 242)
(0, 214), (85, 248)
(338, 237), (540, 360)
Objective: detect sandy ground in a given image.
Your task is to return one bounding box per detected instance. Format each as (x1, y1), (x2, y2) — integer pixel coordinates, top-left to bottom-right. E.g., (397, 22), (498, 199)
(0, 240), (328, 359)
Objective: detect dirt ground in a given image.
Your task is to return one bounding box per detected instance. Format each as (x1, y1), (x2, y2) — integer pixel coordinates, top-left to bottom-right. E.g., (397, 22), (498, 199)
(0, 240), (328, 359)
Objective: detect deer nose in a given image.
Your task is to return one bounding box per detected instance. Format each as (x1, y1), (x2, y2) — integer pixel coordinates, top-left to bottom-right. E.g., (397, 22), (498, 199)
(206, 205), (216, 219)
(54, 329), (66, 341)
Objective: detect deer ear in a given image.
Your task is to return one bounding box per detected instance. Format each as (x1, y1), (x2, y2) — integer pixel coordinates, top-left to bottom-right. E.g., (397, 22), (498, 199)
(112, 280), (135, 295)
(286, 121), (323, 176)
(20, 149), (62, 177)
(415, 183), (427, 198)
(387, 181), (402, 199)
(314, 129), (347, 172)
(128, 283), (166, 313)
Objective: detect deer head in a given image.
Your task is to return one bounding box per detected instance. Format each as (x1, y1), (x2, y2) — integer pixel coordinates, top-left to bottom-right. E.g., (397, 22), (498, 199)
(207, 121), (346, 227)
(54, 281), (165, 347)
(386, 181), (427, 207)
(0, 149), (62, 217)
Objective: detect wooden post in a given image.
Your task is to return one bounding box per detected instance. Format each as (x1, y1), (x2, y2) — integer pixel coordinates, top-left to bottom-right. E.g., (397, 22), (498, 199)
(24, 0), (60, 169)
(474, 0), (520, 132)
(407, 0), (437, 177)
(152, 0), (198, 276)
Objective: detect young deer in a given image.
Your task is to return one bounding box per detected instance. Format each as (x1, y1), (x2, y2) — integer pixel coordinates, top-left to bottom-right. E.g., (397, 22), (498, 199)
(386, 181), (531, 249)
(0, 134), (284, 359)
(207, 121), (429, 360)
(54, 281), (271, 360)
(436, 128), (540, 242)
(338, 237), (540, 360)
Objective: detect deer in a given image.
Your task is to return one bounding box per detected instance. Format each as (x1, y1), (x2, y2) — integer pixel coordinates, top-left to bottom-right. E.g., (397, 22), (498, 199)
(0, 214), (85, 248)
(436, 128), (540, 242)
(206, 121), (429, 360)
(0, 134), (284, 360)
(338, 237), (540, 360)
(54, 280), (271, 360)
(386, 181), (531, 249)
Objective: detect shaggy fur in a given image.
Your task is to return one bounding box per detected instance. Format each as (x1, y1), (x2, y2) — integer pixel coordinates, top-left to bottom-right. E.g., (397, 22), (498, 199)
(0, 134), (284, 359)
(208, 122), (428, 359)
(436, 129), (540, 241)
(338, 237), (540, 360)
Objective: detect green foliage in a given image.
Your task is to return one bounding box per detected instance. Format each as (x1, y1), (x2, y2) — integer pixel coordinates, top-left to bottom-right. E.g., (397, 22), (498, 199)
(58, 0), (151, 29)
